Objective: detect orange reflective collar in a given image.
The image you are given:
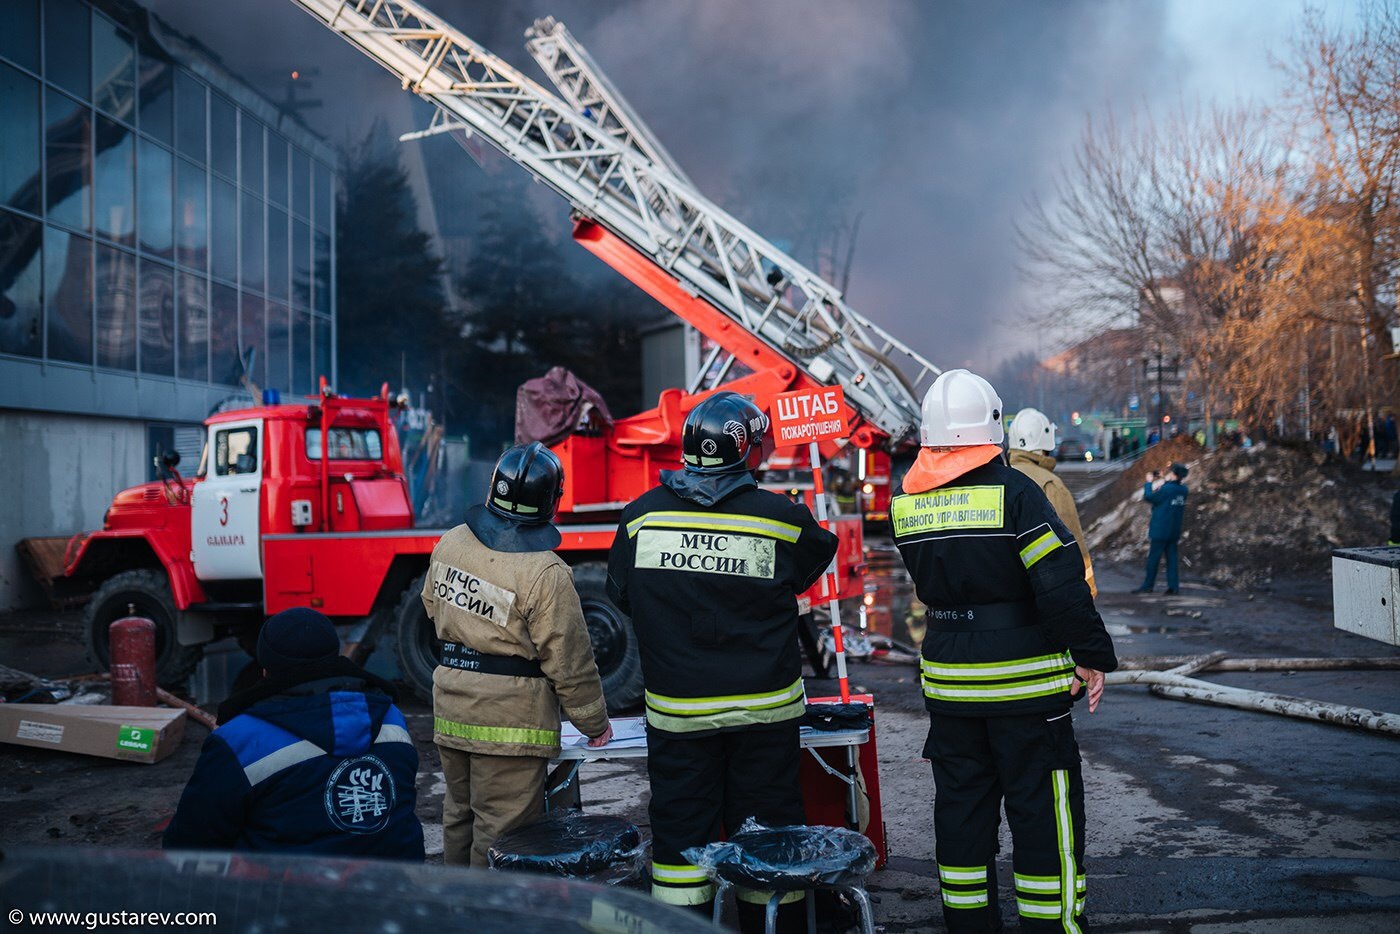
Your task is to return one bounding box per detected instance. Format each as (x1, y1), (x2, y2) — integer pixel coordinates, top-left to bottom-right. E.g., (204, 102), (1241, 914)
(901, 444), (1004, 494)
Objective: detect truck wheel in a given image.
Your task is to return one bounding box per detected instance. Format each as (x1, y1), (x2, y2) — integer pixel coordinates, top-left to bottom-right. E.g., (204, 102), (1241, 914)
(83, 569), (204, 686)
(572, 562), (643, 713)
(393, 574), (438, 703)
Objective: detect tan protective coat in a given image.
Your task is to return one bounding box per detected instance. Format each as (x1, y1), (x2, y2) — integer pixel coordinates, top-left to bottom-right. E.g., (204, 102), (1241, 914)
(1008, 449), (1098, 597)
(422, 524), (609, 758)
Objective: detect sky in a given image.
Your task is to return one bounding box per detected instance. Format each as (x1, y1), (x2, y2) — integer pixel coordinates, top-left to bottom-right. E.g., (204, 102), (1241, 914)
(146, 0), (1364, 374)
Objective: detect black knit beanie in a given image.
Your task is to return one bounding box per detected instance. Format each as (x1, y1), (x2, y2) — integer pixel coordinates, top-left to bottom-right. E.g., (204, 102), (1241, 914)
(256, 607), (341, 674)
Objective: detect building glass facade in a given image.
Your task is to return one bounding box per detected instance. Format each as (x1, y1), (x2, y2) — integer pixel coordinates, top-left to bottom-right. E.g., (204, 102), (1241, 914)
(0, 0), (336, 406)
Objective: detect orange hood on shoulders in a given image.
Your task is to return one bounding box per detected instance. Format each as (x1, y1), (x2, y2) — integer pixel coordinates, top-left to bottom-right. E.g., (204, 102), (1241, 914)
(901, 445), (1004, 494)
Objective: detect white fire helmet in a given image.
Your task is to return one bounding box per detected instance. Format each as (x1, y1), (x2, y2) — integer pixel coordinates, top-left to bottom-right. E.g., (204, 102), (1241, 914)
(919, 369), (1004, 447)
(1008, 407), (1058, 453)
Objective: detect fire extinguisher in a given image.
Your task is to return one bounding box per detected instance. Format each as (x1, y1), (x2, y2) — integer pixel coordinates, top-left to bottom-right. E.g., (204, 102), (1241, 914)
(110, 604), (157, 707)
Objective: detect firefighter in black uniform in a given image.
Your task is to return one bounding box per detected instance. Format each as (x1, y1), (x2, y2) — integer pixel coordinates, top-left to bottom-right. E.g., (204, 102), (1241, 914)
(890, 369), (1117, 933)
(607, 391), (838, 929)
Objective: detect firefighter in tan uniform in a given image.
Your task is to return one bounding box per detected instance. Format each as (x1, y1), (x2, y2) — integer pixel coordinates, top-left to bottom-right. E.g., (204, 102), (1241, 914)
(422, 442), (613, 866)
(1007, 408), (1097, 597)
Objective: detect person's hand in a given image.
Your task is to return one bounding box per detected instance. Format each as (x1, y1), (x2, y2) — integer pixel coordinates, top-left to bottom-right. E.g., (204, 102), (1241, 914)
(1069, 666), (1105, 713)
(586, 723), (614, 747)
(1144, 472), (1156, 484)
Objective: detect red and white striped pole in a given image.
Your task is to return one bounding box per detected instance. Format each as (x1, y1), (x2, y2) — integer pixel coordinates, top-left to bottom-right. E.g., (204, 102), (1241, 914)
(808, 441), (851, 703)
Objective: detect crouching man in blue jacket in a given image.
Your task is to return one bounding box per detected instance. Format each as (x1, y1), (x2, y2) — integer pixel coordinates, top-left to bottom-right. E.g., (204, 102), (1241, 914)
(164, 607), (425, 859)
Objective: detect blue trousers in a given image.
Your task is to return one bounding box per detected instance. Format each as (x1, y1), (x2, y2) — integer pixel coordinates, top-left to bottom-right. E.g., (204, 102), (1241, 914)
(1142, 538), (1179, 591)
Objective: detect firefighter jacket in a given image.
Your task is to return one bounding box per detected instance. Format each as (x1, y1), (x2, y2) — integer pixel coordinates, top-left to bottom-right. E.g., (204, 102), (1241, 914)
(606, 475), (838, 734)
(422, 523), (609, 758)
(164, 669), (424, 859)
(1009, 448), (1097, 597)
(891, 456), (1117, 718)
(1145, 479), (1189, 541)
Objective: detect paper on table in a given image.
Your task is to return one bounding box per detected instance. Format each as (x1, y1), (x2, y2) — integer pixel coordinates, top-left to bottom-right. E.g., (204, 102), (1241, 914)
(560, 715), (648, 748)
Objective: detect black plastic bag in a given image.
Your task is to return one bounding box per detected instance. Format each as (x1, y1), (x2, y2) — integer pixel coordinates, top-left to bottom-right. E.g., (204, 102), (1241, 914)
(683, 819), (877, 891)
(803, 702), (872, 732)
(487, 811), (647, 884)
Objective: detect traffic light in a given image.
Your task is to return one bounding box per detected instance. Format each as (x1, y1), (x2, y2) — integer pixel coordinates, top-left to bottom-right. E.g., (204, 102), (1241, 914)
(1071, 411), (1082, 426)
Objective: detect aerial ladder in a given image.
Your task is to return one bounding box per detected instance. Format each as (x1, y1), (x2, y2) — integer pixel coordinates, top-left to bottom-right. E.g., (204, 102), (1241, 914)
(287, 0), (941, 466)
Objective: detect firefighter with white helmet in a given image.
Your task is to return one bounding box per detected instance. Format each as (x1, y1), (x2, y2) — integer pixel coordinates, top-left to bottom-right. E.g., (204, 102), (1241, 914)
(891, 369), (1117, 932)
(1008, 407), (1098, 597)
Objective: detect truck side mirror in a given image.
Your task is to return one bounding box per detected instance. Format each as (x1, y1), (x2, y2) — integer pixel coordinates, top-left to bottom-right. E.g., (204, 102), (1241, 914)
(162, 450), (182, 469)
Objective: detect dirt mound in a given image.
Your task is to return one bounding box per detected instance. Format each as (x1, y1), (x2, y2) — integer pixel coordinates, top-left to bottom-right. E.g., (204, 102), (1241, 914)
(1085, 440), (1392, 588)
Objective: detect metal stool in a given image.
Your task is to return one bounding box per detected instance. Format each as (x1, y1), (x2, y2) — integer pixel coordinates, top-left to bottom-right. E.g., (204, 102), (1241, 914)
(487, 812), (645, 884)
(699, 824), (877, 934)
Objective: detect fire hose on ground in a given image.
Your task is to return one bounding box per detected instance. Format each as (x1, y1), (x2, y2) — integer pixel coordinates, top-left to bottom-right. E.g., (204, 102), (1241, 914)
(1105, 651), (1400, 736)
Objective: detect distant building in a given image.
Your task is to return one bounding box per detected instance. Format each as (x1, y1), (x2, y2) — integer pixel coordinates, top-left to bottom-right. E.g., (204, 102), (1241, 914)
(0, 0), (337, 607)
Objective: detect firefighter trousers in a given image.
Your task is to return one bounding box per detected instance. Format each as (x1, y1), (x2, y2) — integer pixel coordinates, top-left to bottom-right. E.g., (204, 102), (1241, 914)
(647, 722), (807, 929)
(438, 744), (547, 867)
(924, 711), (1089, 933)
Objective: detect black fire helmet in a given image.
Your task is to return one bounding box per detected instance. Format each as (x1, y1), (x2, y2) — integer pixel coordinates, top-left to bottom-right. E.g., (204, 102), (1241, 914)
(485, 441), (565, 525)
(681, 391), (772, 475)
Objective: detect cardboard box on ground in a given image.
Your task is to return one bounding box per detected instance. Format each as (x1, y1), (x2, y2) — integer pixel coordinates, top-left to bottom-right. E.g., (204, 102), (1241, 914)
(0, 704), (185, 764)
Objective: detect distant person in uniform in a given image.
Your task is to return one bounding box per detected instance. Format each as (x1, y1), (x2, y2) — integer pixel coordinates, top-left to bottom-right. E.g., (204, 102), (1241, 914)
(1134, 462), (1190, 595)
(1008, 407), (1097, 597)
(164, 608), (424, 859)
(423, 442), (613, 867)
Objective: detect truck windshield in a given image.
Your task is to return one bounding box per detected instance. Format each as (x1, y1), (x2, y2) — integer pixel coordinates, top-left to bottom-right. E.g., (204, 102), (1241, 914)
(306, 427), (383, 461)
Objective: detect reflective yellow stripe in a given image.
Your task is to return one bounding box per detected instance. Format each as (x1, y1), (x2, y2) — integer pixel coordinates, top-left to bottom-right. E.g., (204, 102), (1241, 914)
(626, 511), (801, 542)
(942, 890), (989, 908)
(433, 717), (558, 747)
(938, 866), (987, 883)
(651, 882), (715, 906)
(645, 696), (807, 733)
(1015, 873), (1087, 893)
(923, 672), (1076, 702)
(1053, 769), (1084, 934)
(891, 486), (1005, 538)
(922, 653), (1075, 680)
(651, 862), (709, 884)
(645, 679), (806, 715)
(1019, 528), (1063, 568)
(1018, 899), (1062, 918)
(736, 890), (806, 905)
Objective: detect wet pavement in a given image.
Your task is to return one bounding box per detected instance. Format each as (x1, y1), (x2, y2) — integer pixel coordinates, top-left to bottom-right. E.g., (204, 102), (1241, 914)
(2, 540), (1399, 931)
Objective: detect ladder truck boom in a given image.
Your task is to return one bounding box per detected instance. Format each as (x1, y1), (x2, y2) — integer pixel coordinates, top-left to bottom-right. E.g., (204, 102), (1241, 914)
(286, 0), (940, 446)
(524, 17), (693, 185)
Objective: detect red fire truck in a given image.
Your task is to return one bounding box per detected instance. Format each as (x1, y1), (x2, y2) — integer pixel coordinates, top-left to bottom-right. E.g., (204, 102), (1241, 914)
(67, 2), (942, 712)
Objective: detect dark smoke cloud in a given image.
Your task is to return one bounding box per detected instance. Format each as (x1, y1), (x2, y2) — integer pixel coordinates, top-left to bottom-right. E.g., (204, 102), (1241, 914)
(146, 0), (1175, 370)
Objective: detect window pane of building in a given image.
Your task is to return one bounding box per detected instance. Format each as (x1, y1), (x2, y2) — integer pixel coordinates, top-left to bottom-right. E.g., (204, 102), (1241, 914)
(175, 71), (206, 164)
(267, 301), (290, 392)
(95, 244), (136, 370)
(313, 160), (331, 231)
(209, 94), (236, 180)
(210, 176), (236, 282)
(137, 45), (173, 145)
(46, 89), (91, 230)
(241, 117), (263, 195)
(293, 307), (312, 394)
(0, 209), (43, 358)
(209, 280), (240, 386)
(241, 190), (263, 292)
(0, 63), (41, 213)
(93, 14), (136, 120)
(267, 205), (288, 298)
(291, 147), (309, 220)
(0, 0), (39, 73)
(46, 0), (91, 100)
(314, 316), (331, 385)
(267, 134), (287, 207)
(44, 227), (92, 364)
(240, 293), (265, 386)
(94, 116), (135, 242)
(292, 218), (310, 306)
(177, 271), (208, 381)
(138, 258), (174, 375)
(176, 158), (206, 270)
(137, 138), (172, 257)
(313, 229), (330, 313)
